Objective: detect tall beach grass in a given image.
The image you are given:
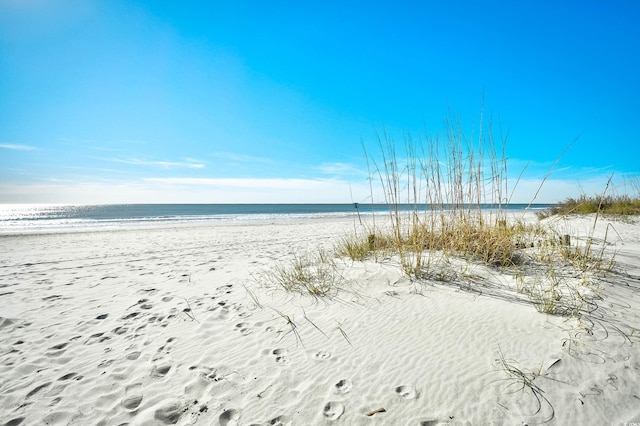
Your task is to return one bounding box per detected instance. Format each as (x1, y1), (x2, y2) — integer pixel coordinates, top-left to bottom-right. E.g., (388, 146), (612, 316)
(338, 111), (618, 316)
(266, 109), (622, 319)
(353, 111), (523, 276)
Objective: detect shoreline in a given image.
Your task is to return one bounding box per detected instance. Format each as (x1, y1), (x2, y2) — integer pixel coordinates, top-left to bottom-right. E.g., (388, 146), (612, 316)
(1, 215), (639, 425)
(0, 203), (555, 236)
(0, 215), (364, 237)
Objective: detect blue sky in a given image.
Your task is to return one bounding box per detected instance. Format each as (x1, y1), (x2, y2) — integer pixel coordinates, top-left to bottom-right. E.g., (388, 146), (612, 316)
(1, 0), (639, 204)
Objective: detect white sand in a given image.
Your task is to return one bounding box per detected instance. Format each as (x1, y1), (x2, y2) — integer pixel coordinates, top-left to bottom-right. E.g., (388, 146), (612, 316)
(1, 215), (639, 425)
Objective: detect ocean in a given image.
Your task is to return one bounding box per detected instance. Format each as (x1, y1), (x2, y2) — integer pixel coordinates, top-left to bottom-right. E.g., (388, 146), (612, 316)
(0, 203), (554, 235)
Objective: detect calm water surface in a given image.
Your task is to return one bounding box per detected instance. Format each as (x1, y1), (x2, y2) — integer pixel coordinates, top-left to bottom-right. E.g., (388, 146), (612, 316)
(0, 204), (553, 234)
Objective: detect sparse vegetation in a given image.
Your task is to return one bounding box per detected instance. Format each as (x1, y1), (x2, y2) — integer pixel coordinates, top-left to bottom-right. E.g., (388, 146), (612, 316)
(250, 111), (640, 426)
(261, 250), (343, 297)
(495, 347), (555, 423)
(335, 232), (395, 262)
(262, 110), (624, 323)
(537, 193), (640, 219)
(338, 112), (520, 276)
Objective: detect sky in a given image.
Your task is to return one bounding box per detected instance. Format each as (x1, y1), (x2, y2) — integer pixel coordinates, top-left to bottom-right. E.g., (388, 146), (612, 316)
(1, 0), (639, 204)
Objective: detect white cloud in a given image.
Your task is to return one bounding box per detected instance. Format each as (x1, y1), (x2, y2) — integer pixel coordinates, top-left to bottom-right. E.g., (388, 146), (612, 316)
(145, 177), (335, 188)
(0, 143), (37, 151)
(101, 158), (205, 169)
(142, 177), (372, 202)
(0, 178), (372, 204)
(183, 157), (207, 165)
(506, 176), (623, 204)
(2, 167), (635, 205)
(210, 152), (276, 164)
(316, 162), (367, 176)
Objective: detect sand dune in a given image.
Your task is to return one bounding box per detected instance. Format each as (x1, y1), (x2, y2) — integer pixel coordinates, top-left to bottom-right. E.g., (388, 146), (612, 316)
(1, 215), (639, 425)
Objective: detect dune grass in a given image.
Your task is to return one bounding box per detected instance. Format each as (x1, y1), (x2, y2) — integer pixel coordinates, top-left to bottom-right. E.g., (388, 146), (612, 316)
(537, 193), (640, 218)
(260, 250), (343, 298)
(338, 111), (535, 275)
(349, 113), (520, 276)
(264, 110), (621, 320)
(537, 177), (640, 219)
(342, 113), (618, 317)
(254, 112), (635, 426)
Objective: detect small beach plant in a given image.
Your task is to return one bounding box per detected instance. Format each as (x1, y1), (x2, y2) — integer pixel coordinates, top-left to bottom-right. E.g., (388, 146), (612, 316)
(536, 175), (640, 219)
(261, 250), (343, 297)
(495, 347), (555, 424)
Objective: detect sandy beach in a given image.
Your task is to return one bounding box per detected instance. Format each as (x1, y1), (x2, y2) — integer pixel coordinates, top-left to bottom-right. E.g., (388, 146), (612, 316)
(1, 214), (639, 425)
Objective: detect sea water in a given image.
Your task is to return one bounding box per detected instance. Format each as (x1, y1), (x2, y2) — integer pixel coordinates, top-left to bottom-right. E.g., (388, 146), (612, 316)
(0, 203), (553, 235)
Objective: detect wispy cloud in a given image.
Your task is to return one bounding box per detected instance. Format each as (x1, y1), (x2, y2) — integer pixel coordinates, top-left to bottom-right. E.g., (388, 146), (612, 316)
(316, 162), (367, 176)
(0, 143), (37, 151)
(210, 152), (277, 165)
(183, 157), (206, 165)
(0, 177), (371, 204)
(101, 158), (205, 169)
(144, 177), (340, 189)
(4, 172), (635, 204)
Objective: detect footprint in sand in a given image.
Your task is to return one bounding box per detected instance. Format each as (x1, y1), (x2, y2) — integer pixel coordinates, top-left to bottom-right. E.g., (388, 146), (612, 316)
(121, 311), (140, 320)
(98, 359), (114, 368)
(120, 383), (142, 411)
(151, 363), (172, 378)
(264, 326), (279, 336)
(218, 408), (239, 426)
(271, 348), (289, 365)
(148, 314), (166, 324)
(216, 284), (233, 295)
(310, 350), (331, 361)
(157, 337), (177, 353)
(125, 351), (141, 360)
(85, 332), (110, 345)
(154, 401), (182, 424)
(262, 415), (290, 426)
(416, 419), (440, 426)
(45, 344), (71, 357)
(211, 302), (231, 319)
(57, 372), (82, 381)
(4, 417), (25, 426)
(322, 401), (345, 420)
(395, 385), (418, 400)
(112, 326), (128, 335)
(234, 322), (253, 336)
(26, 382), (51, 399)
(122, 394), (143, 411)
(334, 379), (352, 394)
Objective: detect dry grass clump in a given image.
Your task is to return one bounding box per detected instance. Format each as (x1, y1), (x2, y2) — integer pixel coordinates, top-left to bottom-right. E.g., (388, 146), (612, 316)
(261, 251), (342, 297)
(353, 110), (530, 276)
(339, 216), (534, 268)
(422, 217), (524, 266)
(264, 109), (617, 323)
(537, 194), (640, 219)
(335, 232), (396, 262)
(342, 110), (615, 318)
